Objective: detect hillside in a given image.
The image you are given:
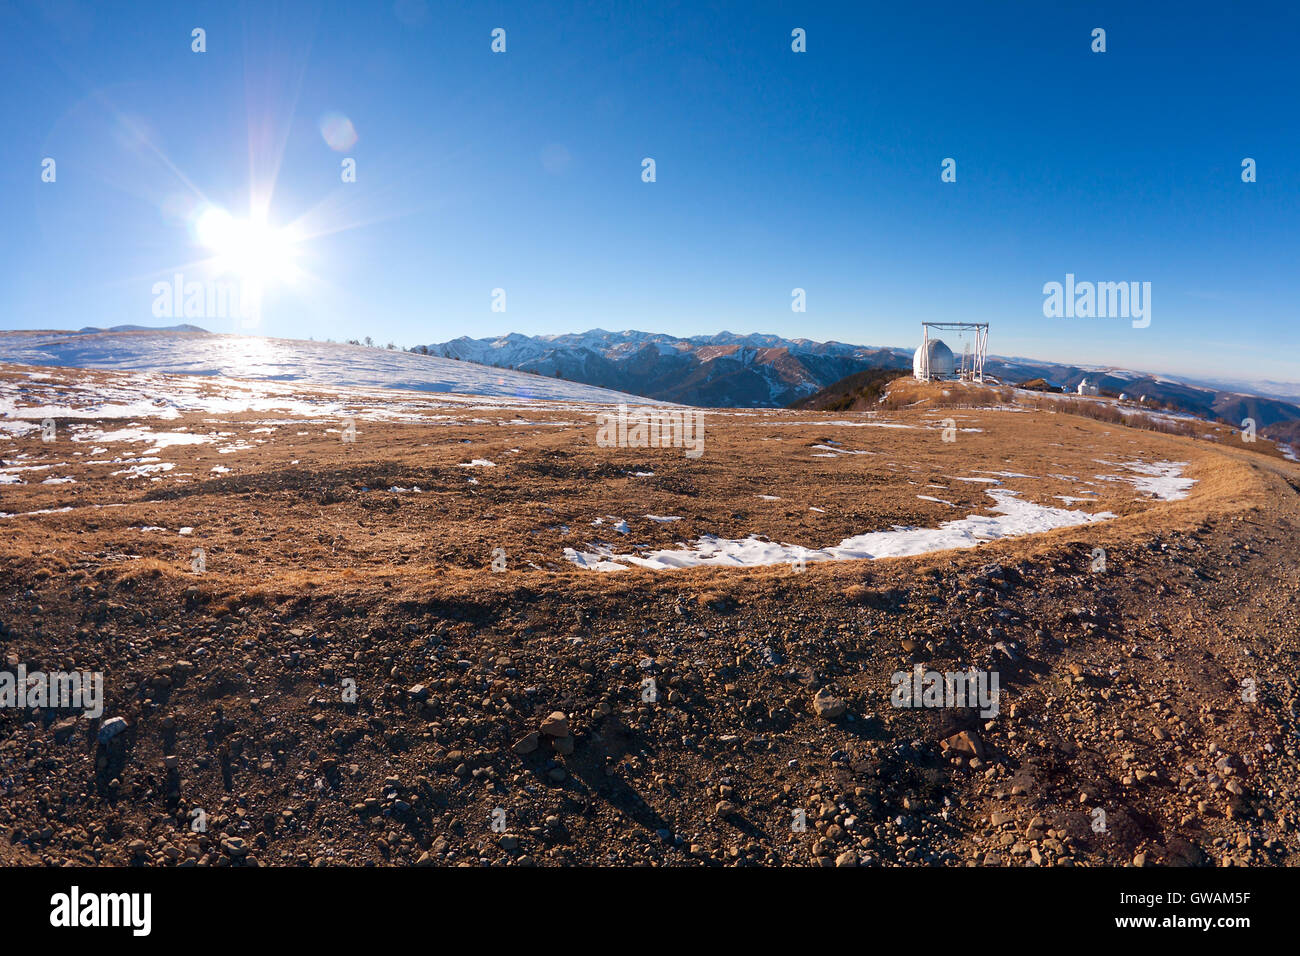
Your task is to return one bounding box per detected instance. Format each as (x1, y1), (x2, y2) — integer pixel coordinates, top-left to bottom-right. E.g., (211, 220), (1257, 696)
(2, 366), (1299, 867)
(787, 367), (913, 411)
(1261, 419), (1300, 459)
(0, 329), (651, 406)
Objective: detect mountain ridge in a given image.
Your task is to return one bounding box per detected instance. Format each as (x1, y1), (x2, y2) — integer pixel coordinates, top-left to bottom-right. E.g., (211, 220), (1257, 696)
(422, 328), (1300, 428)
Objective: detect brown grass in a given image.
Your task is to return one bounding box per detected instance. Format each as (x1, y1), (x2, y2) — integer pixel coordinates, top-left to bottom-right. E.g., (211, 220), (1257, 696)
(1, 361), (1295, 601)
(879, 379), (1014, 410)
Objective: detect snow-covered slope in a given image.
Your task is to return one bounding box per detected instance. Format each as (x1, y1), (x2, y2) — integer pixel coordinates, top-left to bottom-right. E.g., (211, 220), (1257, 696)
(0, 329), (655, 405)
(424, 329), (909, 407)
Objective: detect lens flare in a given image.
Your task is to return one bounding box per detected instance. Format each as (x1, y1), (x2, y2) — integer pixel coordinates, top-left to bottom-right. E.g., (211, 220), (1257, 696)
(319, 111), (358, 151)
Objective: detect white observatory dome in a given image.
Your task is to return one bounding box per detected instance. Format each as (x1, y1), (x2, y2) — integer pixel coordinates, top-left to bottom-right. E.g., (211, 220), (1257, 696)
(913, 338), (955, 379)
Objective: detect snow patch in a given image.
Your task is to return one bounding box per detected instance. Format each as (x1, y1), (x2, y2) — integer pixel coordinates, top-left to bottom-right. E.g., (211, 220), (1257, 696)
(566, 489), (1120, 571)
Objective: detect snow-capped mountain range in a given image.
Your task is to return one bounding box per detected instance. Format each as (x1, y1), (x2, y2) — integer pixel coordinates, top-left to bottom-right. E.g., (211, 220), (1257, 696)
(1, 326), (1297, 431)
(423, 328), (1300, 426)
(424, 328), (910, 408)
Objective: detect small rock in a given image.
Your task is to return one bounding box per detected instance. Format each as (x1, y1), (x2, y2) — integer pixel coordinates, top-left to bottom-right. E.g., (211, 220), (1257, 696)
(812, 688), (847, 720)
(941, 730), (984, 759)
(97, 717), (128, 743)
(540, 711), (569, 738)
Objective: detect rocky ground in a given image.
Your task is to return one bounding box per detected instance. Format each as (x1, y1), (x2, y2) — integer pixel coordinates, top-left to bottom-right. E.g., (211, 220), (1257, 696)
(1, 365), (1298, 866)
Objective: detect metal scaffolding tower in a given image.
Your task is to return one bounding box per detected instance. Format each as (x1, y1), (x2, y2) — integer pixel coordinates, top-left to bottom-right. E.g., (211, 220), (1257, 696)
(917, 322), (988, 383)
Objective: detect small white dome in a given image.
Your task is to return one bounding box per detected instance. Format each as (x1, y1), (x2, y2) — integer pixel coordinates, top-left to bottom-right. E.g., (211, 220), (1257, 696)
(914, 339), (955, 378)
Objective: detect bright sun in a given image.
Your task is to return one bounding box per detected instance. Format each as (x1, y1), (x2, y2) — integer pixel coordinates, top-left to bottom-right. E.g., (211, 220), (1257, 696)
(195, 206), (301, 285)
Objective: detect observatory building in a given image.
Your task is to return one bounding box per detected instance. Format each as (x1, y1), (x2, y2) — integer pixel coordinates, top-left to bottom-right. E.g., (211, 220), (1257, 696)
(913, 322), (988, 382)
(913, 339), (955, 379)
(1077, 378), (1100, 396)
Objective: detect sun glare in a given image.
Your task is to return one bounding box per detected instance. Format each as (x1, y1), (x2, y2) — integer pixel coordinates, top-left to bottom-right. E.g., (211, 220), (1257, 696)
(195, 205), (301, 285)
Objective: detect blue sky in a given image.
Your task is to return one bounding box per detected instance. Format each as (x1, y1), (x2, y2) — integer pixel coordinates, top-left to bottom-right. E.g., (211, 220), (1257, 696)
(1, 0), (1297, 384)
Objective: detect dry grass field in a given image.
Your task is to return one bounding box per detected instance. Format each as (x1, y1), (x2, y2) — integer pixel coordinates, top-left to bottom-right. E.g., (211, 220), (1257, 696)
(2, 364), (1299, 867)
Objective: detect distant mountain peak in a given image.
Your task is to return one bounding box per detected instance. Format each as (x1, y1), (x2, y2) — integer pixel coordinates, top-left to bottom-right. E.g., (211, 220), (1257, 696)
(417, 328), (1300, 424)
(77, 323), (209, 335)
